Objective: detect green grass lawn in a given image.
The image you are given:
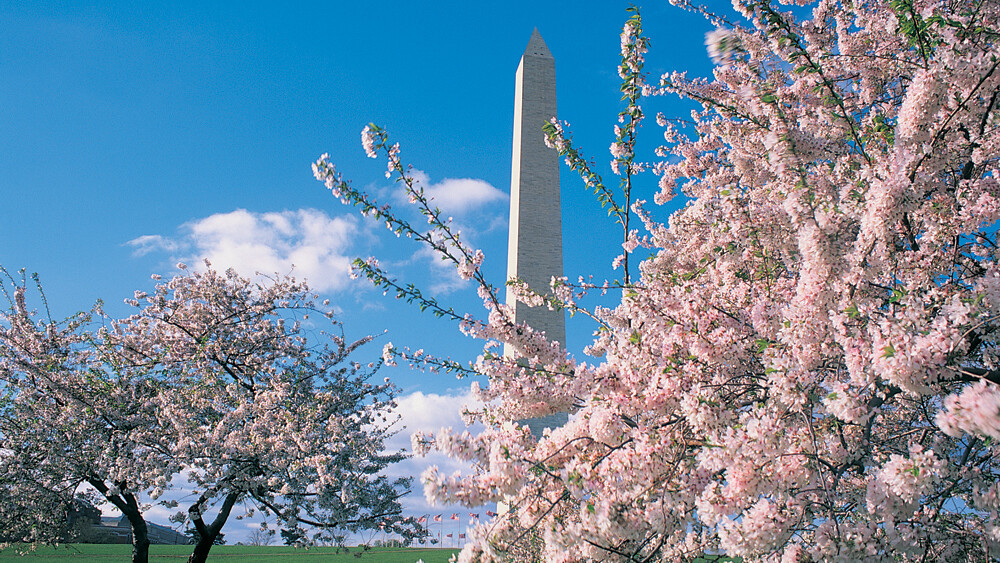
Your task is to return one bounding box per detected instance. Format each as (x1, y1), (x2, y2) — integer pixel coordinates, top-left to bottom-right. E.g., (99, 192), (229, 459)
(0, 545), (458, 562)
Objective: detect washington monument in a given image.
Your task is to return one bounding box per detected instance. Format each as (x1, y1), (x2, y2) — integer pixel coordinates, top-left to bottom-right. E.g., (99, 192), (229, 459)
(506, 29), (567, 435)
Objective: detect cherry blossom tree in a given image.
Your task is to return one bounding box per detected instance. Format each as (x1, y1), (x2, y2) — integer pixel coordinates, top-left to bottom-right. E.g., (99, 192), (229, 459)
(315, 0), (1000, 561)
(0, 267), (163, 562)
(0, 265), (422, 563)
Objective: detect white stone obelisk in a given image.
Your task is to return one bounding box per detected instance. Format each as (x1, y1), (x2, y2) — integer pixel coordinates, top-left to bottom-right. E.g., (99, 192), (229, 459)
(505, 29), (567, 436)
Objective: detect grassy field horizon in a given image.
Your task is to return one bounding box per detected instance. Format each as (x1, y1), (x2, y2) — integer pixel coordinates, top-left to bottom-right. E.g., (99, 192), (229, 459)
(0, 544), (458, 562)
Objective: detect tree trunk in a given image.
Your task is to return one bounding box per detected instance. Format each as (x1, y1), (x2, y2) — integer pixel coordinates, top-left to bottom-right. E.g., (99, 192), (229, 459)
(88, 481), (150, 563)
(186, 491), (240, 563)
(186, 536), (214, 563)
(127, 516), (151, 563)
(119, 495), (151, 563)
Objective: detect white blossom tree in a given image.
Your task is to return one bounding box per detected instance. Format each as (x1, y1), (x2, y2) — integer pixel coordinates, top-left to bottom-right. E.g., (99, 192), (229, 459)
(0, 267), (163, 561)
(0, 265), (423, 563)
(314, 1), (1000, 561)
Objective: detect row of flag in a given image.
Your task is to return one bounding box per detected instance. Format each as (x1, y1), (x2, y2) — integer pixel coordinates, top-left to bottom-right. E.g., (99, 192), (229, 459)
(376, 511), (501, 547)
(378, 511), (499, 529)
(415, 511), (497, 524)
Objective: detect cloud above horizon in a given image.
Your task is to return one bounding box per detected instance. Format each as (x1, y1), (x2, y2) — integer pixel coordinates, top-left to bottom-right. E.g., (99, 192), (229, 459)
(380, 170), (507, 296)
(404, 170), (507, 215)
(127, 208), (361, 292)
(385, 387), (493, 519)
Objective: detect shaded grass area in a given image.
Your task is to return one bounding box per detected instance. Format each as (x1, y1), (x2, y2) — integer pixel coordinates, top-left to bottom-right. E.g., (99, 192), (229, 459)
(0, 545), (458, 562)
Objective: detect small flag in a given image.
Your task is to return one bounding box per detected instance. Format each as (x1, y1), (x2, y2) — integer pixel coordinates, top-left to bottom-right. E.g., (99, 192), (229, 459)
(486, 510), (497, 517)
(417, 516), (426, 523)
(459, 533), (466, 539)
(469, 513), (479, 519)
(450, 513), (459, 520)
(446, 533), (453, 538)
(433, 514), (442, 522)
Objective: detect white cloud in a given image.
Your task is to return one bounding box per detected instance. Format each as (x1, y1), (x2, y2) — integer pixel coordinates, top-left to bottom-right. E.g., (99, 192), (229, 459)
(127, 234), (180, 256)
(379, 170), (508, 296)
(425, 178), (507, 214)
(405, 244), (469, 295)
(127, 208), (361, 292)
(389, 388), (482, 451)
(386, 388), (497, 524)
(405, 170), (507, 215)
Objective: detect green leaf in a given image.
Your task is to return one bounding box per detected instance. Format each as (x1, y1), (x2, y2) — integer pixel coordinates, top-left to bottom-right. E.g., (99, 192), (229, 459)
(890, 287), (907, 303)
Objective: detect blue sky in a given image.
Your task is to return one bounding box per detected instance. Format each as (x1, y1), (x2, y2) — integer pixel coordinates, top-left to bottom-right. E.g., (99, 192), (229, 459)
(2, 0), (720, 544)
